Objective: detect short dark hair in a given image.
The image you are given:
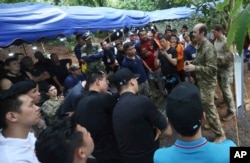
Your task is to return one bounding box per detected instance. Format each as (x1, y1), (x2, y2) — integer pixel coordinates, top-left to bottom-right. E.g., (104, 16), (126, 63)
(50, 53), (57, 58)
(170, 34), (178, 39)
(172, 28), (177, 33)
(213, 24), (224, 32)
(123, 42), (134, 51)
(35, 117), (84, 163)
(199, 24), (208, 36)
(100, 40), (107, 47)
(85, 70), (105, 89)
(138, 29), (147, 37)
(157, 33), (166, 40)
(14, 52), (24, 58)
(115, 41), (123, 47)
(182, 24), (188, 30)
(5, 57), (18, 66)
(165, 29), (172, 33)
(189, 31), (195, 41)
(76, 34), (82, 41)
(0, 90), (23, 129)
(166, 25), (171, 29)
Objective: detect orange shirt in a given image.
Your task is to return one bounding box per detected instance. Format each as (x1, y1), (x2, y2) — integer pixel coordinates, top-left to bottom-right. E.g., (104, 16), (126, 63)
(175, 44), (184, 71)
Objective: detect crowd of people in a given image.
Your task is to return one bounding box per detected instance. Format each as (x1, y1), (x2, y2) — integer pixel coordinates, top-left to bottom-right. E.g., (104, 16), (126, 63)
(0, 22), (241, 162)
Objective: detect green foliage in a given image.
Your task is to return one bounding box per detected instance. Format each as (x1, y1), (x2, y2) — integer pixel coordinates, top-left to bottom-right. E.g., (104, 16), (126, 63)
(216, 0), (229, 12)
(227, 4), (250, 54)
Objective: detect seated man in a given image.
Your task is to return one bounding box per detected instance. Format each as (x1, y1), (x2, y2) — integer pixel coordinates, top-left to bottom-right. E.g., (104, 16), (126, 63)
(0, 57), (28, 90)
(154, 82), (236, 163)
(35, 117), (95, 163)
(64, 64), (86, 93)
(0, 88), (40, 162)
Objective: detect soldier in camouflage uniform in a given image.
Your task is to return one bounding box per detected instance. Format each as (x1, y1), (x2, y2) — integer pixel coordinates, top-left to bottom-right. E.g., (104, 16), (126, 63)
(41, 85), (64, 125)
(213, 24), (235, 122)
(81, 33), (105, 73)
(184, 23), (226, 143)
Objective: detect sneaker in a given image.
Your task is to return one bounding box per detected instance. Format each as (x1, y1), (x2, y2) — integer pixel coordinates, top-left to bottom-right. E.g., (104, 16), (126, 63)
(222, 113), (235, 122)
(213, 135), (226, 143)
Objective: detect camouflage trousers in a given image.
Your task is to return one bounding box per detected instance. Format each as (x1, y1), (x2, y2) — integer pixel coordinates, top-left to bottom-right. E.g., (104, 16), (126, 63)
(218, 68), (236, 114)
(139, 80), (150, 97)
(198, 83), (225, 136)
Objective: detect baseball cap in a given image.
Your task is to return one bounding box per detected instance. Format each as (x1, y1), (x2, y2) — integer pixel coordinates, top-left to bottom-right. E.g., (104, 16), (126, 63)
(128, 31), (135, 36)
(82, 32), (91, 40)
(7, 80), (37, 96)
(166, 82), (203, 136)
(115, 41), (123, 47)
(113, 68), (140, 88)
(69, 64), (80, 71)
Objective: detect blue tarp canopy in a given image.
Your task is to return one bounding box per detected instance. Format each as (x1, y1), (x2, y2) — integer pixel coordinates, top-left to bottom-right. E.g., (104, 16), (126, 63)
(60, 6), (149, 34)
(0, 2), (192, 47)
(0, 3), (74, 48)
(147, 6), (193, 22)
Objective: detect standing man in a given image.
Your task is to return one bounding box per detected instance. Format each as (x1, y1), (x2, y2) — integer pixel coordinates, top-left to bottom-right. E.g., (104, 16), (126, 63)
(100, 41), (118, 73)
(213, 24), (236, 121)
(184, 31), (197, 83)
(135, 30), (161, 97)
(157, 34), (178, 93)
(75, 71), (121, 163)
(122, 42), (150, 96)
(115, 41), (126, 66)
(81, 33), (105, 73)
(184, 23), (226, 142)
(112, 68), (172, 163)
(74, 34), (85, 65)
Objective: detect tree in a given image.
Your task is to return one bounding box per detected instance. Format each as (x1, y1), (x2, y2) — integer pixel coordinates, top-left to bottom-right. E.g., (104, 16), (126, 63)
(218, 0), (250, 54)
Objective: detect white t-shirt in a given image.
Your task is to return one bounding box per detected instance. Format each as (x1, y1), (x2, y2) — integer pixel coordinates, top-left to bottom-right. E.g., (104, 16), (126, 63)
(0, 130), (40, 163)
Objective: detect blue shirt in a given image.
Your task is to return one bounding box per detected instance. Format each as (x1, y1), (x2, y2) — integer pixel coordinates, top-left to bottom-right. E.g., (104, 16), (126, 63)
(59, 81), (84, 114)
(122, 55), (147, 84)
(64, 74), (85, 91)
(154, 137), (236, 163)
(184, 44), (196, 61)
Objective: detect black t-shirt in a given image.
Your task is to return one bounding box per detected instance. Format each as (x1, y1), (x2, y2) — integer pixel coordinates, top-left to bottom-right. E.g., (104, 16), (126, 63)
(25, 65), (49, 92)
(116, 50), (126, 66)
(158, 47), (178, 76)
(75, 90), (121, 162)
(102, 46), (116, 66)
(4, 71), (28, 85)
(52, 59), (71, 83)
(113, 92), (167, 163)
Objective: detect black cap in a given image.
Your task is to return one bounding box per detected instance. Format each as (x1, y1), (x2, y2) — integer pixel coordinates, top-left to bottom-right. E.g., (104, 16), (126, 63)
(0, 80), (37, 100)
(113, 68), (140, 88)
(166, 82), (203, 136)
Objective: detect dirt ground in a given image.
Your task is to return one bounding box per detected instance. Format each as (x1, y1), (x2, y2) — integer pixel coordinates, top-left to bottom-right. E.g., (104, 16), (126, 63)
(160, 64), (250, 147)
(3, 44), (250, 146)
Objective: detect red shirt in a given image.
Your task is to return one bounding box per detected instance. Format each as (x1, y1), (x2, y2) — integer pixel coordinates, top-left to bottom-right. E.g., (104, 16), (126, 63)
(139, 40), (160, 71)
